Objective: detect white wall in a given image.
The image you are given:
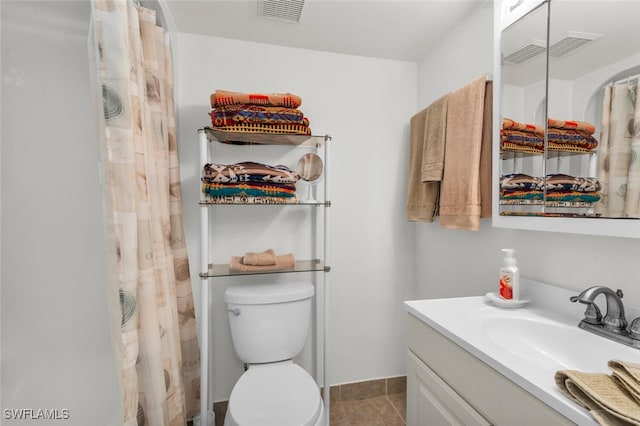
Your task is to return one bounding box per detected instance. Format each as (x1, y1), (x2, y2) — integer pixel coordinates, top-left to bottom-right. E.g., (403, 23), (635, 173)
(415, 4), (640, 304)
(0, 1), (121, 425)
(176, 33), (418, 401)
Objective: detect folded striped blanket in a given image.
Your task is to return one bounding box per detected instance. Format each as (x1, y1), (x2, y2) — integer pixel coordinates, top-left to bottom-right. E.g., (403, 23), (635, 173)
(547, 129), (598, 152)
(211, 90), (302, 108)
(500, 129), (544, 153)
(202, 162), (300, 184)
(204, 194), (298, 204)
(210, 121), (311, 136)
(548, 118), (596, 135)
(210, 104), (306, 126)
(202, 182), (297, 198)
(500, 174), (601, 193)
(502, 117), (544, 135)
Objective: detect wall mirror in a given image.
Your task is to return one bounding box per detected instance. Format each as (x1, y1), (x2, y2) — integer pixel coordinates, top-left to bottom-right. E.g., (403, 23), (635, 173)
(494, 0), (640, 237)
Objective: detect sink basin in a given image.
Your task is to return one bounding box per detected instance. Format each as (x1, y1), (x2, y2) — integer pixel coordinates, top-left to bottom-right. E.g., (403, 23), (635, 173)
(404, 279), (640, 426)
(470, 307), (635, 374)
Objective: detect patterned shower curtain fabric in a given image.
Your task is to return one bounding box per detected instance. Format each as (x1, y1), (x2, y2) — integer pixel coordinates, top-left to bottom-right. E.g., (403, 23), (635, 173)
(92, 1), (200, 424)
(596, 82), (640, 218)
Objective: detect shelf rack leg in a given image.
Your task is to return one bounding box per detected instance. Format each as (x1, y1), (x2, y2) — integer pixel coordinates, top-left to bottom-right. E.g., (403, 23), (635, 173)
(322, 136), (331, 421)
(198, 129), (213, 425)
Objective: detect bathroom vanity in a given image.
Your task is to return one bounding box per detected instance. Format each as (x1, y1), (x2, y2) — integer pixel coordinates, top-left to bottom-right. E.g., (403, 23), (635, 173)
(404, 279), (640, 426)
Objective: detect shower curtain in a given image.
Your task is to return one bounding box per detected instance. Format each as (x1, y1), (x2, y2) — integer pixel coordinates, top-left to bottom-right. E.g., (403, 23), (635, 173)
(91, 1), (200, 424)
(596, 81), (640, 217)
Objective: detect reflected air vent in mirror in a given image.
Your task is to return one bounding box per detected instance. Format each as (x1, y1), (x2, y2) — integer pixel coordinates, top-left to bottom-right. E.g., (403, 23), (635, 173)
(549, 32), (603, 58)
(503, 39), (546, 65)
(257, 0), (305, 23)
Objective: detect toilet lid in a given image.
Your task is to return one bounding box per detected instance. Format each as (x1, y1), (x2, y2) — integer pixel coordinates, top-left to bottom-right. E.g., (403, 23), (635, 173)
(227, 362), (322, 426)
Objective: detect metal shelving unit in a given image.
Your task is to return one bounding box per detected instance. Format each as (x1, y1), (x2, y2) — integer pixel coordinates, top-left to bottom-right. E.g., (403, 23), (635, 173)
(198, 127), (332, 424)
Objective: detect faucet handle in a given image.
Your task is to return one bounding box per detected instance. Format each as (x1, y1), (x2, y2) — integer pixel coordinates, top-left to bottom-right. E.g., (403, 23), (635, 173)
(570, 296), (603, 325)
(629, 317), (640, 340)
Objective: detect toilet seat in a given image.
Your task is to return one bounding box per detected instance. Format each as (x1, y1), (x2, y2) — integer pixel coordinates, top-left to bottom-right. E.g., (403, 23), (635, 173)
(225, 361), (323, 426)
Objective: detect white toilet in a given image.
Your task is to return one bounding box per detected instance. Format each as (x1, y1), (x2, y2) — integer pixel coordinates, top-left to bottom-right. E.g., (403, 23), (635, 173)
(223, 281), (327, 426)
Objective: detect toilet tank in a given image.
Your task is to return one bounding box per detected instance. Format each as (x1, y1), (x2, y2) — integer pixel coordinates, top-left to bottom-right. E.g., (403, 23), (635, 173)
(224, 282), (314, 364)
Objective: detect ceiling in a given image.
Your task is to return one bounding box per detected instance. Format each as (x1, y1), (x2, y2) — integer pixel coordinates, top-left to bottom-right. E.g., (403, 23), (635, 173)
(166, 0), (490, 61)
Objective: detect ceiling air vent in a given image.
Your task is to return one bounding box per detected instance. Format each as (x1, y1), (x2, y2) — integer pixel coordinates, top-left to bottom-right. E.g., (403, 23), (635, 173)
(549, 31), (603, 58)
(257, 0), (305, 23)
(502, 39), (546, 65)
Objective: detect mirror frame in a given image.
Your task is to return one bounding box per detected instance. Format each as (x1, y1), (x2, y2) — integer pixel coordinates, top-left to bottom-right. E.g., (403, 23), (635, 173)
(491, 0), (640, 238)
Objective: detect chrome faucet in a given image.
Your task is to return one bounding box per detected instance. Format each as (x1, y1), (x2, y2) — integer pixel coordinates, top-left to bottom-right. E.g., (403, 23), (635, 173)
(570, 285), (639, 349)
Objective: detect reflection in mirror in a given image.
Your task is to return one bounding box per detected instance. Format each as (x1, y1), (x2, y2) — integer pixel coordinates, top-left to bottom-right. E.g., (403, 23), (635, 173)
(499, 0), (640, 219)
(499, 1), (549, 216)
(296, 153), (323, 202)
(547, 0), (640, 219)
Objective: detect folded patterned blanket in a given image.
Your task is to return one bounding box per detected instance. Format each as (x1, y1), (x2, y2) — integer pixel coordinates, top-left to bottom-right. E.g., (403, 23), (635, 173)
(500, 191), (601, 203)
(548, 128), (598, 152)
(502, 117), (544, 135)
(501, 173), (601, 194)
(500, 173), (544, 192)
(203, 194), (298, 204)
(203, 161), (300, 184)
(202, 182), (297, 198)
(500, 129), (544, 153)
(211, 89), (302, 108)
(546, 174), (601, 193)
(210, 104), (306, 126)
(548, 117), (596, 135)
(209, 121), (311, 136)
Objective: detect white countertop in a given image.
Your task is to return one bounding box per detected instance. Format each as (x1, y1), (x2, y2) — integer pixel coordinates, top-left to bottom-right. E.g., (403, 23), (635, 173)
(404, 278), (640, 426)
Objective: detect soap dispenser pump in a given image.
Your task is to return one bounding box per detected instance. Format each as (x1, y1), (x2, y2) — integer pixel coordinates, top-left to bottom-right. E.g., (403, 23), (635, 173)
(499, 248), (520, 300)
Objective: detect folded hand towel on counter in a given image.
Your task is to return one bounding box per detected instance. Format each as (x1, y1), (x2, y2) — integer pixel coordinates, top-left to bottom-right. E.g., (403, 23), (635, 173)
(211, 90), (302, 108)
(555, 368), (640, 426)
(609, 360), (640, 405)
(242, 249), (277, 266)
(406, 95), (448, 222)
(440, 75), (489, 231)
(229, 253), (296, 273)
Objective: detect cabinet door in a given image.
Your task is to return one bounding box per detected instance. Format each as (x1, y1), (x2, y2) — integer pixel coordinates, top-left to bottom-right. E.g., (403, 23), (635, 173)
(407, 350), (492, 426)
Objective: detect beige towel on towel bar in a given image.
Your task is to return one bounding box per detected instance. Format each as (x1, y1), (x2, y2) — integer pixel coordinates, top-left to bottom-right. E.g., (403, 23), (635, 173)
(555, 367), (640, 425)
(406, 95), (448, 222)
(440, 75), (488, 230)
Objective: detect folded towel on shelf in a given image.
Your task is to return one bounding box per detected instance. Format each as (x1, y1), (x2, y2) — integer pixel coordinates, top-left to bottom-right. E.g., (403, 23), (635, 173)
(211, 90), (302, 108)
(229, 253), (296, 273)
(440, 75), (488, 231)
(242, 249), (277, 266)
(406, 94), (448, 222)
(548, 117), (596, 135)
(555, 367), (640, 426)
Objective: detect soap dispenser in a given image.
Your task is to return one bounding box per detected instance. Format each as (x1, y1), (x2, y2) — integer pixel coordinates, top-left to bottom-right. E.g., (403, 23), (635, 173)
(499, 248), (520, 300)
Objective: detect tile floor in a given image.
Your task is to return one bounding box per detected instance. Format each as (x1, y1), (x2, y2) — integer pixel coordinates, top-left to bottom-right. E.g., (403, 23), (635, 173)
(329, 376), (406, 425)
(206, 376), (407, 426)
